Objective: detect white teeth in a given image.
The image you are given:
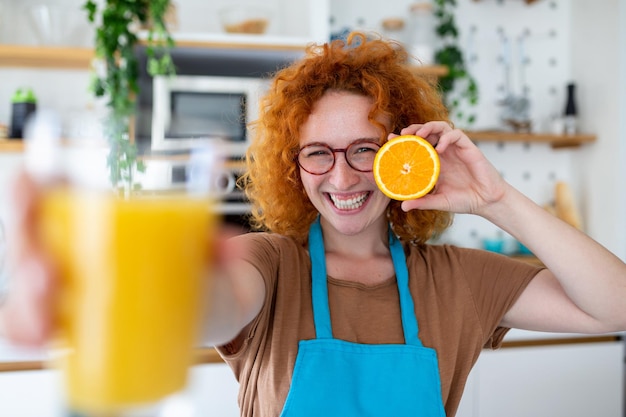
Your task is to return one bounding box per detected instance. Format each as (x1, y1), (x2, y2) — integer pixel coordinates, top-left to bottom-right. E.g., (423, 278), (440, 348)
(329, 193), (368, 210)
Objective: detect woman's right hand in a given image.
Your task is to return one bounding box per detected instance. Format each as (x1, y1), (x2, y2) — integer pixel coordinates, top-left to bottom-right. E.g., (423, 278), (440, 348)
(0, 171), (58, 346)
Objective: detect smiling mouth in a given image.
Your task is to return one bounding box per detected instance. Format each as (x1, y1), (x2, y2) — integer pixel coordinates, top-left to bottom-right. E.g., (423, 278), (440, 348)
(329, 192), (369, 210)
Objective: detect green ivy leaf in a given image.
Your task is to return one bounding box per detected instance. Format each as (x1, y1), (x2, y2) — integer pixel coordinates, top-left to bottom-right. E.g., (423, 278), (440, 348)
(83, 0), (97, 22)
(433, 0), (479, 128)
(84, 0), (175, 193)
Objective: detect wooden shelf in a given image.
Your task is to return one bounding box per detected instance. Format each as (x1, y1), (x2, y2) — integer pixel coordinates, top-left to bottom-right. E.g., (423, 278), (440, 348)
(501, 334), (621, 349)
(467, 130), (596, 148)
(0, 44), (448, 79)
(170, 36), (310, 51)
(0, 139), (24, 153)
(0, 347), (223, 373)
(409, 64), (449, 78)
(0, 45), (94, 69)
(473, 0), (541, 4)
(2, 129), (596, 154)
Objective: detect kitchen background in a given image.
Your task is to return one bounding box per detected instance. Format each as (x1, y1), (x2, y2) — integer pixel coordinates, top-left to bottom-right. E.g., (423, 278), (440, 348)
(0, 0), (624, 416)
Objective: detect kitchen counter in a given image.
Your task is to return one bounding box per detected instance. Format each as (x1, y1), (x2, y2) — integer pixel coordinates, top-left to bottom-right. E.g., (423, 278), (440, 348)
(0, 339), (53, 371)
(501, 329), (623, 348)
(2, 332), (622, 372)
(504, 328), (623, 341)
(0, 338), (223, 372)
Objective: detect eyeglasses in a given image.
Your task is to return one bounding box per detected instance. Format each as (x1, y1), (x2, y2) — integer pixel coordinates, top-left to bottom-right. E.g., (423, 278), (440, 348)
(296, 139), (381, 175)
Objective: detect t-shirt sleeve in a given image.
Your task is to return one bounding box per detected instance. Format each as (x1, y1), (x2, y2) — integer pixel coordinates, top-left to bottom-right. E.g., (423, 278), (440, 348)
(449, 246), (544, 349)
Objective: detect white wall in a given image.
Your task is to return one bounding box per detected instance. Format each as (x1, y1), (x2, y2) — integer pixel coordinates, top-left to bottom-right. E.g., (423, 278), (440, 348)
(570, 0), (625, 261)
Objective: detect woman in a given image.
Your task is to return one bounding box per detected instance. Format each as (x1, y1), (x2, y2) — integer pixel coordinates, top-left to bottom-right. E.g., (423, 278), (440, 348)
(3, 33), (626, 416)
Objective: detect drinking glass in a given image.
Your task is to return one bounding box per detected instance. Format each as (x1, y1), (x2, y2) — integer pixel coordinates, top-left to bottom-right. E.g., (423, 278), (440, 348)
(24, 110), (222, 417)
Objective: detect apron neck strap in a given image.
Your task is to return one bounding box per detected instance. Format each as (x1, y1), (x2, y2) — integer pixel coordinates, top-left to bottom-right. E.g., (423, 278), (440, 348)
(309, 217), (333, 339)
(308, 217), (421, 346)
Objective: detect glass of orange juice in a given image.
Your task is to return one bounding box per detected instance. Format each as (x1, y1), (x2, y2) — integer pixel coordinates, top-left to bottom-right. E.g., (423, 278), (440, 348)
(25, 111), (222, 416)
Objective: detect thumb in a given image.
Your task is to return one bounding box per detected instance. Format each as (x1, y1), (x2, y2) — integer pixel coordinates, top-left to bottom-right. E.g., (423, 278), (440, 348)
(401, 193), (450, 212)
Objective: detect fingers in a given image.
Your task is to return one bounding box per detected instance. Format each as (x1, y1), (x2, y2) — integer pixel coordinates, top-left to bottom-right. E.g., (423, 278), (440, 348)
(389, 124), (427, 141)
(11, 171), (40, 249)
(396, 122), (464, 151)
(0, 253), (57, 346)
(398, 124), (425, 136)
(416, 123), (473, 152)
(392, 122), (467, 151)
(1, 170), (57, 346)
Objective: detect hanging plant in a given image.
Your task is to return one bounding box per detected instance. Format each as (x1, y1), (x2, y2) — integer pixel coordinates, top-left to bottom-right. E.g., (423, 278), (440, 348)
(433, 0), (478, 127)
(83, 0), (176, 194)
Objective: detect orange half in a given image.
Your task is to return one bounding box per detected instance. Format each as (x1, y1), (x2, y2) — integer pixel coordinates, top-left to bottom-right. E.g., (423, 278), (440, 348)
(373, 135), (440, 200)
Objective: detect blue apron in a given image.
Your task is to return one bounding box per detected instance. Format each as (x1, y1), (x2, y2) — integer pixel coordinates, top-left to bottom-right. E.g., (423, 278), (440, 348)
(279, 218), (447, 416)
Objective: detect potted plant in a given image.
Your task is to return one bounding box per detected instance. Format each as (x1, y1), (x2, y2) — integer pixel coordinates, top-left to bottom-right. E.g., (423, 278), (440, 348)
(83, 0), (176, 194)
(433, 0), (478, 127)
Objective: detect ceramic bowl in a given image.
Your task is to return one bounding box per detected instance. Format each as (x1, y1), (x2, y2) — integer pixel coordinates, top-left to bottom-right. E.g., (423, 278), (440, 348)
(219, 5), (273, 35)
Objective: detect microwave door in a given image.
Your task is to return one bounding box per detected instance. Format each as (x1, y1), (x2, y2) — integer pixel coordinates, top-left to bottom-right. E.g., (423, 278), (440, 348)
(163, 91), (244, 145)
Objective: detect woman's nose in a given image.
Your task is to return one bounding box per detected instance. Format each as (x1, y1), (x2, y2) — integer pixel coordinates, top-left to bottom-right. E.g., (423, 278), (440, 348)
(328, 153), (360, 189)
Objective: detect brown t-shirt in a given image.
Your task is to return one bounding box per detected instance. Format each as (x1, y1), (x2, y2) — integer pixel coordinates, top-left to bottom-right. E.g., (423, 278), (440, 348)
(216, 232), (541, 417)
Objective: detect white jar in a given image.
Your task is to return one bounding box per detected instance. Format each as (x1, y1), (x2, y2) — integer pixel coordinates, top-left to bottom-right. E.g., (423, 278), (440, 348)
(408, 2), (436, 65)
(381, 17), (406, 45)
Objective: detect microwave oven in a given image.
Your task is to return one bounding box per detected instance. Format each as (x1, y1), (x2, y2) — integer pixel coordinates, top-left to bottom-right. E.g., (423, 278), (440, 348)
(150, 75), (268, 156)
(134, 45), (303, 157)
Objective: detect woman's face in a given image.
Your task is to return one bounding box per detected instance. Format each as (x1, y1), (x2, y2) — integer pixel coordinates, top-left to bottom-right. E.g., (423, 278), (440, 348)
(298, 90), (391, 236)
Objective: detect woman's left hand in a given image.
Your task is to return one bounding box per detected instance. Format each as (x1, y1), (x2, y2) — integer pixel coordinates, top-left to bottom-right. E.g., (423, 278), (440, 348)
(394, 122), (509, 215)
(396, 123), (626, 335)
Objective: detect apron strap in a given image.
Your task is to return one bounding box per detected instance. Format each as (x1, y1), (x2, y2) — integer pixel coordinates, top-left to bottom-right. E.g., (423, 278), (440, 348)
(308, 217), (422, 346)
(309, 217), (333, 339)
(388, 229), (422, 347)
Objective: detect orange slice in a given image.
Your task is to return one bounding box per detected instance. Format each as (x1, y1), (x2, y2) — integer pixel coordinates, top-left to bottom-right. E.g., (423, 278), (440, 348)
(373, 135), (440, 200)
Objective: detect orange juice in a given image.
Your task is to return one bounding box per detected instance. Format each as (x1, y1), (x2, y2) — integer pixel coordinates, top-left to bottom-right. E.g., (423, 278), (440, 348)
(41, 188), (217, 413)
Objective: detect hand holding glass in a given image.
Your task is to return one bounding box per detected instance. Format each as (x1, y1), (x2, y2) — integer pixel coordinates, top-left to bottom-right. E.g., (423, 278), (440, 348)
(25, 112), (220, 416)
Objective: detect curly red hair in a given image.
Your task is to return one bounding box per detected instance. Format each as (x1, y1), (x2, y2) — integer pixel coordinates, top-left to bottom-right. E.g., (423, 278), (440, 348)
(242, 32), (453, 244)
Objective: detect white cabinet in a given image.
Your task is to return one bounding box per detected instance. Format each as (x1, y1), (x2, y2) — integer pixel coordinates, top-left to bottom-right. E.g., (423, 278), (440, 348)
(0, 363), (240, 417)
(0, 370), (64, 417)
(0, 338), (240, 416)
(457, 338), (624, 417)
